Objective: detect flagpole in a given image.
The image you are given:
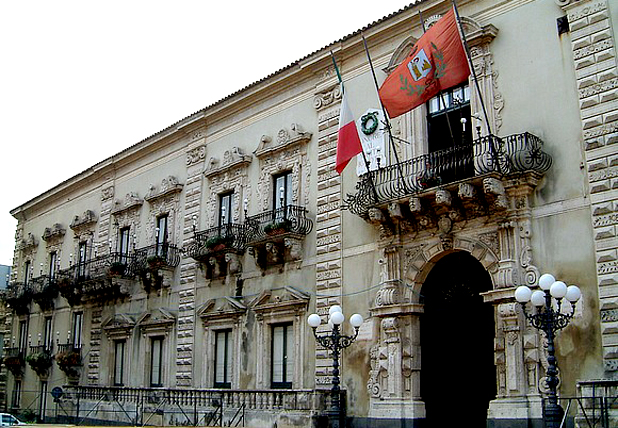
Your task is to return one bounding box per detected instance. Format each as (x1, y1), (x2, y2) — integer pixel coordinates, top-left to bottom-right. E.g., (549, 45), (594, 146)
(360, 35), (410, 195)
(330, 52), (380, 204)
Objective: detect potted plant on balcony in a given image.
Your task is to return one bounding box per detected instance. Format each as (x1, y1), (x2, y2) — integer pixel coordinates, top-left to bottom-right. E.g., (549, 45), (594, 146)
(26, 351), (53, 377)
(1, 354), (24, 376)
(418, 163), (442, 190)
(108, 261), (127, 276)
(55, 349), (82, 378)
(205, 235), (232, 252)
(264, 219), (292, 236)
(147, 255), (166, 269)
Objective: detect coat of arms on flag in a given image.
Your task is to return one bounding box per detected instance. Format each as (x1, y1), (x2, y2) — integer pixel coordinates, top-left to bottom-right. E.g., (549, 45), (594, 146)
(408, 48), (432, 81)
(378, 8), (470, 118)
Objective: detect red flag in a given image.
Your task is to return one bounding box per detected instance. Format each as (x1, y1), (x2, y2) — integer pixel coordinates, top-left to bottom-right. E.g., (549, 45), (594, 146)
(379, 8), (470, 118)
(335, 85), (363, 174)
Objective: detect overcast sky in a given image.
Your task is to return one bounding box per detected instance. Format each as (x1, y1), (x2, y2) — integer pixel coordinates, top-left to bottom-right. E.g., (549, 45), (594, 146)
(0, 1), (414, 267)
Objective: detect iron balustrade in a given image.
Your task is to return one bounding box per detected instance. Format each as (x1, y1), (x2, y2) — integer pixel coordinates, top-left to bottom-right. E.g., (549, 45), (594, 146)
(29, 344), (52, 355)
(187, 223), (250, 261)
(246, 204), (313, 241)
(345, 132), (552, 216)
(3, 282), (32, 313)
(133, 243), (181, 270)
(59, 252), (140, 281)
(57, 343), (82, 354)
(3, 347), (24, 359)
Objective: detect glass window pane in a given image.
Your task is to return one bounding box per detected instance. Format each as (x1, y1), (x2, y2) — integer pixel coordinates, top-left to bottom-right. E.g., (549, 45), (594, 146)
(286, 326), (294, 382)
(151, 338), (162, 386)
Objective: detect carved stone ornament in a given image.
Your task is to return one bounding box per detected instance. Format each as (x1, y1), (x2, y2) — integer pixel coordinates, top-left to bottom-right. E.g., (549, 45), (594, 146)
(203, 147), (252, 179)
(186, 145), (206, 166)
(250, 287), (310, 316)
(112, 193), (144, 216)
(137, 308), (176, 336)
(101, 186), (115, 201)
(254, 124), (312, 159)
(102, 314), (136, 340)
(313, 84), (341, 110)
(17, 232), (38, 251)
(145, 175), (184, 203)
(42, 223), (66, 243)
(70, 210), (98, 231)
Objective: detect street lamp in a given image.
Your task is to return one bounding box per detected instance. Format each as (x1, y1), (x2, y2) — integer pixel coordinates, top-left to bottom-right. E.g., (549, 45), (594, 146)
(515, 273), (582, 428)
(308, 306), (363, 428)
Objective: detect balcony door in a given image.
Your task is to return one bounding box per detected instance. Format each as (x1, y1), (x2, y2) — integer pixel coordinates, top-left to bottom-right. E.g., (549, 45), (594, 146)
(426, 85), (473, 183)
(156, 215), (168, 257)
(118, 227), (130, 263)
(271, 323), (293, 389)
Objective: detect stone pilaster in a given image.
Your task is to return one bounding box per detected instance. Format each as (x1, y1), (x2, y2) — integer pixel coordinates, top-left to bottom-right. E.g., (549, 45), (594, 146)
(313, 83), (344, 387)
(175, 139), (206, 386)
(87, 308), (102, 384)
(561, 0), (618, 376)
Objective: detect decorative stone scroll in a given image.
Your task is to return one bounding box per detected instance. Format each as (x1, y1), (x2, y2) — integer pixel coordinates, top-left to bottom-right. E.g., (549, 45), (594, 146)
(70, 210), (98, 231)
(145, 176), (183, 203)
(42, 223), (66, 243)
(203, 147), (252, 179)
(112, 193), (143, 216)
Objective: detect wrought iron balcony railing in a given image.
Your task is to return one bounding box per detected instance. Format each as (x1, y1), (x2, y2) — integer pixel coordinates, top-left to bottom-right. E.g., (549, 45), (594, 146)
(3, 347), (24, 359)
(59, 252), (140, 282)
(133, 243), (181, 270)
(246, 205), (313, 242)
(345, 132), (552, 216)
(187, 223), (250, 261)
(3, 282), (32, 313)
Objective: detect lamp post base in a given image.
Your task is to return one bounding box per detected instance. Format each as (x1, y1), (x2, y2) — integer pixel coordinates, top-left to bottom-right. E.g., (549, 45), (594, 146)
(543, 402), (564, 428)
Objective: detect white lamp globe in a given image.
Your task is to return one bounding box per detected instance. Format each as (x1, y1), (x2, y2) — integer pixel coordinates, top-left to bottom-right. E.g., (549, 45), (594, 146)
(531, 290), (546, 307)
(350, 314), (363, 328)
(307, 313), (321, 328)
(515, 286), (532, 303)
(550, 281), (567, 299)
(539, 273), (556, 291)
(330, 311), (345, 325)
(329, 305), (343, 316)
(566, 285), (582, 303)
(327, 319), (334, 330)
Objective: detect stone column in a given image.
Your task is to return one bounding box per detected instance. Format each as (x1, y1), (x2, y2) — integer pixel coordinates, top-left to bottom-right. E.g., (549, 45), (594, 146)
(559, 0), (618, 377)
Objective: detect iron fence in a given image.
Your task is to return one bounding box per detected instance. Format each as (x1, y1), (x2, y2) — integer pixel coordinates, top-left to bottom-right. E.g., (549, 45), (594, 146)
(245, 204), (313, 241)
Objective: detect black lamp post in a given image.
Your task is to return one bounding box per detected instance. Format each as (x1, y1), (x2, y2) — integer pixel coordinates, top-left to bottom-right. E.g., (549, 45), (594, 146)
(515, 273), (582, 428)
(308, 306), (363, 428)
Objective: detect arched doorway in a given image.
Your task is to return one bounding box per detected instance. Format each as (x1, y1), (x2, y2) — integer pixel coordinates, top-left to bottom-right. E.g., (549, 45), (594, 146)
(420, 251), (496, 426)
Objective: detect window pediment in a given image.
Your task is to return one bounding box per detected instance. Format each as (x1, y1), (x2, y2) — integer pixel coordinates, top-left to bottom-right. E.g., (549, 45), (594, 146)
(137, 308), (176, 335)
(250, 287), (310, 315)
(42, 223), (66, 243)
(103, 314), (135, 339)
(254, 124), (312, 159)
(198, 297), (247, 324)
(204, 147), (252, 179)
(145, 176), (184, 203)
(112, 193), (144, 216)
(17, 232), (38, 251)
(70, 210), (98, 232)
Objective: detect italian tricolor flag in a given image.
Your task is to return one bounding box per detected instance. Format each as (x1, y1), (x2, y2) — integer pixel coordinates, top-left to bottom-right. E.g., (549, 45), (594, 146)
(335, 85), (363, 174)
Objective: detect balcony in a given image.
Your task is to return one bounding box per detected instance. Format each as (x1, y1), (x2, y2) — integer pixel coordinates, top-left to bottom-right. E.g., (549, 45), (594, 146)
(245, 205), (313, 270)
(2, 347), (25, 377)
(30, 275), (59, 311)
(133, 243), (181, 292)
(55, 343), (82, 381)
(187, 224), (250, 280)
(344, 133), (552, 226)
(58, 252), (140, 305)
(2, 282), (32, 314)
(26, 344), (53, 377)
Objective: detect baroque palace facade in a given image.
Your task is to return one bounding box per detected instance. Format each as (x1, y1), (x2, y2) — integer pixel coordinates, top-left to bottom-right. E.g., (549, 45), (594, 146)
(1, 0), (617, 426)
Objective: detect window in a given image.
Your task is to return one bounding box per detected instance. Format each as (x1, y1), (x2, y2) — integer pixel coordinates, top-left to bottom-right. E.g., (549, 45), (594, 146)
(271, 323), (293, 389)
(214, 330), (232, 388)
(219, 192), (233, 226)
(43, 317), (53, 351)
(39, 381), (48, 421)
(24, 260), (31, 285)
(113, 340), (125, 386)
(18, 320), (28, 353)
(156, 215), (168, 256)
(78, 242), (88, 277)
(72, 312), (83, 348)
(11, 380), (21, 408)
(48, 252), (57, 280)
(273, 171), (292, 211)
(150, 337), (163, 387)
(118, 227), (130, 263)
